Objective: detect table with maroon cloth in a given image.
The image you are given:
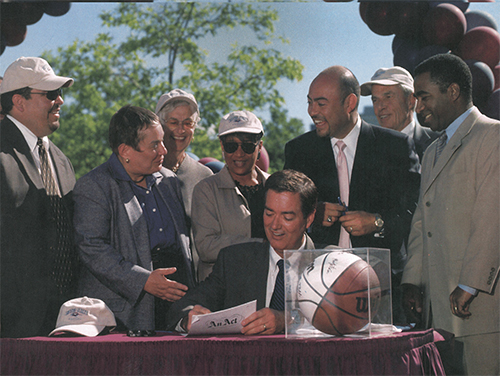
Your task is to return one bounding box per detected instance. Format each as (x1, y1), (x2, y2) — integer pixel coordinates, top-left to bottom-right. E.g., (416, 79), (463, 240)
(1, 329), (445, 375)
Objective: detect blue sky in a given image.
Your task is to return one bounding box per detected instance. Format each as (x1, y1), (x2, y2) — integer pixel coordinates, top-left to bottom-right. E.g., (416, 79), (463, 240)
(1, 1), (499, 127)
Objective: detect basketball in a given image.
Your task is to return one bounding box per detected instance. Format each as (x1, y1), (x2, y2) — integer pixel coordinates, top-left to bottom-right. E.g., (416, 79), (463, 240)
(297, 251), (382, 336)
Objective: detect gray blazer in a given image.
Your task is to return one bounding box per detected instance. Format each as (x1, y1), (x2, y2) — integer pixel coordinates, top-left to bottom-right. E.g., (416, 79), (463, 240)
(74, 154), (194, 331)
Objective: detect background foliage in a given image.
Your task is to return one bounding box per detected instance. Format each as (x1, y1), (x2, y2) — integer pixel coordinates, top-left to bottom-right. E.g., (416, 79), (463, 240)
(45, 2), (305, 178)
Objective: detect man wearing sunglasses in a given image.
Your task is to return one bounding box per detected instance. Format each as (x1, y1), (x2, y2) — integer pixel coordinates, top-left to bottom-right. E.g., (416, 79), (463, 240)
(0, 57), (77, 338)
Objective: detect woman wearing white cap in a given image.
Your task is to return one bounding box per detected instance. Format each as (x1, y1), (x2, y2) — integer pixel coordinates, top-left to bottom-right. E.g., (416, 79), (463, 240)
(191, 110), (269, 281)
(155, 89), (213, 220)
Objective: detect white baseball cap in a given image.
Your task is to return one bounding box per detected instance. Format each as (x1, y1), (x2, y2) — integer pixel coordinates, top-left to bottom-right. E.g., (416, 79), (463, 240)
(0, 57), (74, 94)
(218, 110), (264, 137)
(360, 66), (414, 96)
(155, 88), (199, 115)
(49, 297), (116, 337)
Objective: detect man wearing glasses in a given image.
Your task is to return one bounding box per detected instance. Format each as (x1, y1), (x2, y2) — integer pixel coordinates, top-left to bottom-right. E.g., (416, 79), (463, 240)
(0, 57), (77, 337)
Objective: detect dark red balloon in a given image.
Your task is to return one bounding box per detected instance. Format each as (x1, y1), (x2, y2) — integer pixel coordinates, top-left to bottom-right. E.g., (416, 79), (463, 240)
(393, 37), (449, 76)
(394, 2), (429, 40)
(1, 20), (27, 47)
(456, 26), (500, 70)
(483, 89), (499, 120)
(359, 2), (397, 36)
(493, 65), (500, 91)
(423, 3), (467, 49)
(256, 145), (269, 172)
(465, 10), (498, 32)
(22, 3), (45, 25)
(466, 60), (495, 110)
(43, 2), (71, 17)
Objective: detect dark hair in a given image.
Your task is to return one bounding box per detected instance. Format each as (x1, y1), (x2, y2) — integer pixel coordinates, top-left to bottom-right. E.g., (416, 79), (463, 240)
(264, 169), (317, 219)
(219, 131), (264, 144)
(0, 87), (32, 115)
(108, 105), (160, 153)
(414, 54), (472, 104)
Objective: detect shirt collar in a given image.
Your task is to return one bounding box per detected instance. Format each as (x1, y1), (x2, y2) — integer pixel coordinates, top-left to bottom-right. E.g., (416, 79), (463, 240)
(446, 106), (475, 141)
(109, 153), (162, 188)
(7, 114), (49, 153)
(400, 119), (415, 138)
(330, 115), (361, 159)
(269, 234), (307, 263)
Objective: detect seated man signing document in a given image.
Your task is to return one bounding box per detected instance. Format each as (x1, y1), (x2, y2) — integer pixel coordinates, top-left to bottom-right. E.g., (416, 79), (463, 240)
(167, 170), (318, 334)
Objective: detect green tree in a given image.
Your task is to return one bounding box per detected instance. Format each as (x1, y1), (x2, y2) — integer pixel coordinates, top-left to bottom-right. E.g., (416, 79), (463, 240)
(46, 2), (304, 178)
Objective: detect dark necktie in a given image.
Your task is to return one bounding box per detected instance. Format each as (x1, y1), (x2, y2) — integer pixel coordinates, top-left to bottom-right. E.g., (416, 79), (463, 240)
(269, 259), (285, 311)
(37, 138), (75, 295)
(434, 132), (448, 166)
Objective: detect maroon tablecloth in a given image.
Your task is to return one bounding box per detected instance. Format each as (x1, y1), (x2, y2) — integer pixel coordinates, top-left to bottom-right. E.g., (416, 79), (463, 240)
(1, 329), (445, 375)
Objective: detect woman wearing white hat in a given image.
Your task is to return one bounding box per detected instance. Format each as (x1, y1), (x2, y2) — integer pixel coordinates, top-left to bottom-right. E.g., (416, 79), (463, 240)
(155, 89), (213, 220)
(191, 110), (269, 281)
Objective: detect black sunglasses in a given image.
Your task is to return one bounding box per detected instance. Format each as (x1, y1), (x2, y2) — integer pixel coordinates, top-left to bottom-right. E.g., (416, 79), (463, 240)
(223, 141), (258, 154)
(31, 88), (62, 101)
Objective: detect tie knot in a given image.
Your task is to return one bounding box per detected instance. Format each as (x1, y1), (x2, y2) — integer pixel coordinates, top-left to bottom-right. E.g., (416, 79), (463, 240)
(440, 132), (447, 143)
(336, 140), (346, 151)
(277, 259), (284, 272)
(37, 138), (44, 148)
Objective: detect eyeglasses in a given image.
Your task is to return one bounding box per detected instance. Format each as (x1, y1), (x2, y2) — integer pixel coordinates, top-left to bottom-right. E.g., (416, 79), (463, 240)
(223, 141), (258, 154)
(165, 119), (196, 129)
(30, 88), (62, 101)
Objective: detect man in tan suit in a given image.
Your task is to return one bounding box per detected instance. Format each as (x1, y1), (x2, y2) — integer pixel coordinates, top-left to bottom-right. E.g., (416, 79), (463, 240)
(402, 54), (499, 375)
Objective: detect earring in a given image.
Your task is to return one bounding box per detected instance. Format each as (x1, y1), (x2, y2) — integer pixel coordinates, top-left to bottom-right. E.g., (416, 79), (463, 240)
(126, 158), (130, 163)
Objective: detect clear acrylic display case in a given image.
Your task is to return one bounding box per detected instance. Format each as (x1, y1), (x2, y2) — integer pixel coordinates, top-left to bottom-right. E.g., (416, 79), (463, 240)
(284, 247), (394, 338)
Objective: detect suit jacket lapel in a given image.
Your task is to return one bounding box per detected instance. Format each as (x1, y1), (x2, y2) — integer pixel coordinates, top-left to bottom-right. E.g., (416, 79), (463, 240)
(3, 119), (45, 190)
(49, 142), (75, 196)
(249, 243), (270, 310)
(116, 175), (151, 267)
(350, 121), (373, 207)
(423, 110), (477, 194)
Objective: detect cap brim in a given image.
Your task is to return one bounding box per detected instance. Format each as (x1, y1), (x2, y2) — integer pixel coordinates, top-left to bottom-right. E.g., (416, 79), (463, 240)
(31, 77), (74, 91)
(49, 324), (105, 337)
(218, 127), (263, 137)
(360, 79), (404, 96)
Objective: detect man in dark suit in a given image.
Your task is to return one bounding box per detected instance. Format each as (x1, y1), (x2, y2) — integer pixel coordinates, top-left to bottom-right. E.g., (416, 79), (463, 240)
(360, 66), (440, 162)
(167, 170), (318, 335)
(0, 57), (77, 337)
(284, 66), (420, 324)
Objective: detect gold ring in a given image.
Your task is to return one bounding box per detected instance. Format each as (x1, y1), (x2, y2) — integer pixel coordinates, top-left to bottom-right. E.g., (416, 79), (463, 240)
(349, 226), (353, 232)
(327, 216), (333, 223)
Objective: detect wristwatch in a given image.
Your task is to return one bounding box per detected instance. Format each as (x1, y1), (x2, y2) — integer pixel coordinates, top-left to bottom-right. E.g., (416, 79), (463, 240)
(374, 214), (384, 234)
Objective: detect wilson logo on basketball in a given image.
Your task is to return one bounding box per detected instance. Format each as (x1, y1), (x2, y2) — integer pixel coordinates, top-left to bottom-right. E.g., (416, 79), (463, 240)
(297, 251), (382, 336)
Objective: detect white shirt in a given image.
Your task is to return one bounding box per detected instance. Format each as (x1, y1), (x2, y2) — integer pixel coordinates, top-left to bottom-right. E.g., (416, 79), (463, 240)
(400, 119), (416, 141)
(266, 236), (306, 307)
(7, 114), (60, 184)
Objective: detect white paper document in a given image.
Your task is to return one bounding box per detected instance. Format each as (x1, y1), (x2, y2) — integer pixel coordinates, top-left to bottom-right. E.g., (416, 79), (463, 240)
(188, 300), (257, 336)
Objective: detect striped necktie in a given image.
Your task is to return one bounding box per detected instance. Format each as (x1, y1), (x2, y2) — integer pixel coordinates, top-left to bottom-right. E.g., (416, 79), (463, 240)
(434, 132), (447, 166)
(269, 259), (285, 311)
